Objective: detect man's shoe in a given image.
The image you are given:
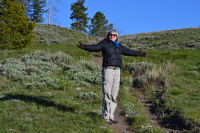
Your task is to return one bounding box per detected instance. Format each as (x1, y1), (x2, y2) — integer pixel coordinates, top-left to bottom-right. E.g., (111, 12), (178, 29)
(106, 119), (112, 125)
(110, 119), (118, 123)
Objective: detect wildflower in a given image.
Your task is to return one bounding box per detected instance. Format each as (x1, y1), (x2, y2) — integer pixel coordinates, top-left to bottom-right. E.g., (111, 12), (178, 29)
(16, 107), (21, 110)
(146, 125), (152, 128)
(125, 111), (130, 114)
(76, 88), (82, 91)
(99, 126), (106, 129)
(10, 99), (20, 102)
(135, 111), (140, 114)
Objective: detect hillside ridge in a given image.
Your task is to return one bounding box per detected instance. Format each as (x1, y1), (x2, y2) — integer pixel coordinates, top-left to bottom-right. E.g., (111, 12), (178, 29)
(34, 24), (200, 50)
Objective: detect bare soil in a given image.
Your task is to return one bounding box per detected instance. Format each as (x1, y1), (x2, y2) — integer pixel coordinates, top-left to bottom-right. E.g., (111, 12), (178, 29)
(110, 95), (136, 133)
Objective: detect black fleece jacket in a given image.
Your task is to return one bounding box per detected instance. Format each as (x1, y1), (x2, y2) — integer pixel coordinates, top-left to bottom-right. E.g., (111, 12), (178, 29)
(84, 39), (139, 68)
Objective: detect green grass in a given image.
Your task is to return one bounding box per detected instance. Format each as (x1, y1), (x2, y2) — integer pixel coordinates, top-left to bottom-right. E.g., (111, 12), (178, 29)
(1, 24), (200, 132)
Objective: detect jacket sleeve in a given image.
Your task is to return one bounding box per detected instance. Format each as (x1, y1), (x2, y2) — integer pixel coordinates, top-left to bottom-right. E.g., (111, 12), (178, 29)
(84, 41), (104, 52)
(121, 45), (139, 56)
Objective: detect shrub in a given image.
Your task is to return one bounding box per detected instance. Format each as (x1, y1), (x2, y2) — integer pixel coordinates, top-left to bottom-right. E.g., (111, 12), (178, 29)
(124, 62), (152, 77)
(65, 60), (101, 86)
(133, 71), (166, 88)
(75, 92), (99, 100)
(0, 51), (72, 89)
(120, 77), (133, 86)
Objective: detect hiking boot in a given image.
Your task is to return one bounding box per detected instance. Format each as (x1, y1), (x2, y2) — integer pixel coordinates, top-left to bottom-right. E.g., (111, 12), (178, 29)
(110, 119), (118, 123)
(106, 119), (112, 125)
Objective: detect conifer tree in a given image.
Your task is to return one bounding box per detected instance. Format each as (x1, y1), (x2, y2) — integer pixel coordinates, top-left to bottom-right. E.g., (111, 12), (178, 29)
(26, 0), (33, 17)
(89, 11), (113, 37)
(70, 0), (90, 33)
(0, 0), (36, 50)
(29, 0), (47, 23)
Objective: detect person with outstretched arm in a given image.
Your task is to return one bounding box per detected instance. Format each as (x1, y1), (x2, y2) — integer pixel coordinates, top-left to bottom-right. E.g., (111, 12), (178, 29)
(77, 30), (146, 124)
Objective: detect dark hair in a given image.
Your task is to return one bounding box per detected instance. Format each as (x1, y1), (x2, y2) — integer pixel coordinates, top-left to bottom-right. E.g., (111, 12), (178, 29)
(105, 30), (119, 41)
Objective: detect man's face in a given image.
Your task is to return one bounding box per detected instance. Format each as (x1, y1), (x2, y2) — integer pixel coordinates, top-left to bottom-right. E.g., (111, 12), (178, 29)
(109, 32), (117, 41)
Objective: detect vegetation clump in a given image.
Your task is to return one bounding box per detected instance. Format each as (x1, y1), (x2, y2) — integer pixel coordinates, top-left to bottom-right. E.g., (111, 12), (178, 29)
(65, 60), (101, 86)
(0, 50), (72, 89)
(75, 92), (99, 100)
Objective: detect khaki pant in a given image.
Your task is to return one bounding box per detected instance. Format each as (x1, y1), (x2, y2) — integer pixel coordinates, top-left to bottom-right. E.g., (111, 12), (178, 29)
(102, 67), (120, 120)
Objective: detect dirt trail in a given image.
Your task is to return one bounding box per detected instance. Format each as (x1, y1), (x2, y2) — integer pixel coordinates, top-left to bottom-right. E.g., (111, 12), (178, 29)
(110, 96), (135, 133)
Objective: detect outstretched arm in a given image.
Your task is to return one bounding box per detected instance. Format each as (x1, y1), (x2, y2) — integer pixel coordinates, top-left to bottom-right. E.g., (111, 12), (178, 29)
(121, 45), (146, 57)
(77, 41), (104, 52)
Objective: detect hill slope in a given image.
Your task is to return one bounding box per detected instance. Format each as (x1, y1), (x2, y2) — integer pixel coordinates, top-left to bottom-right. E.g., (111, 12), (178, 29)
(34, 24), (200, 50)
(120, 27), (200, 50)
(0, 24), (199, 133)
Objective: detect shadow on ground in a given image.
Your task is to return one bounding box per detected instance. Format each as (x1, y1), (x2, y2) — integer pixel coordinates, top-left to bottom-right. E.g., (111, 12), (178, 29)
(0, 93), (74, 112)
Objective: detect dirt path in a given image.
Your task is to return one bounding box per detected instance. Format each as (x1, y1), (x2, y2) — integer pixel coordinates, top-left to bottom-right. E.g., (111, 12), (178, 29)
(110, 96), (135, 133)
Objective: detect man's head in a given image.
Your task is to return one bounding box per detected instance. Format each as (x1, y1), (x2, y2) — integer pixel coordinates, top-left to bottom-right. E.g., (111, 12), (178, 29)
(107, 30), (118, 41)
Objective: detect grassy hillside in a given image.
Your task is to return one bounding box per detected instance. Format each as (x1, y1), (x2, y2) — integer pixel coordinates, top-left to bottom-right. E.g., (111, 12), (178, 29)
(120, 27), (200, 50)
(0, 24), (199, 133)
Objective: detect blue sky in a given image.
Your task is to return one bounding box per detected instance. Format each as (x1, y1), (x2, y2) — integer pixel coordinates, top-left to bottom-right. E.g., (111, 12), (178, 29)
(44, 0), (200, 35)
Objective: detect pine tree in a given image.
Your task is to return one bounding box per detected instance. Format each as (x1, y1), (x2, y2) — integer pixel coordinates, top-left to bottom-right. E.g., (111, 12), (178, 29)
(89, 11), (113, 37)
(0, 0), (36, 50)
(29, 0), (47, 23)
(70, 0), (90, 33)
(26, 0), (33, 17)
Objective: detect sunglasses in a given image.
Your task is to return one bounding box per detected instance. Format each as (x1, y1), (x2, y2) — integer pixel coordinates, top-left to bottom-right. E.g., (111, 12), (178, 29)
(110, 34), (117, 37)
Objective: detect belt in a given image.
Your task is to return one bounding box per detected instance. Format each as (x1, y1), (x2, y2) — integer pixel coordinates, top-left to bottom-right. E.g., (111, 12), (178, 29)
(105, 66), (120, 70)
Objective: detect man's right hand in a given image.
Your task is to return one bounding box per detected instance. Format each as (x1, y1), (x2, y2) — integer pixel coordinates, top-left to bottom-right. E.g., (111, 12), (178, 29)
(77, 41), (85, 49)
(138, 50), (147, 57)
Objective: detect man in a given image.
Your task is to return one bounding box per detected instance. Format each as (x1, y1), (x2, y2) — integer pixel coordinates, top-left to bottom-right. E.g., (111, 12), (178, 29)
(77, 30), (146, 124)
